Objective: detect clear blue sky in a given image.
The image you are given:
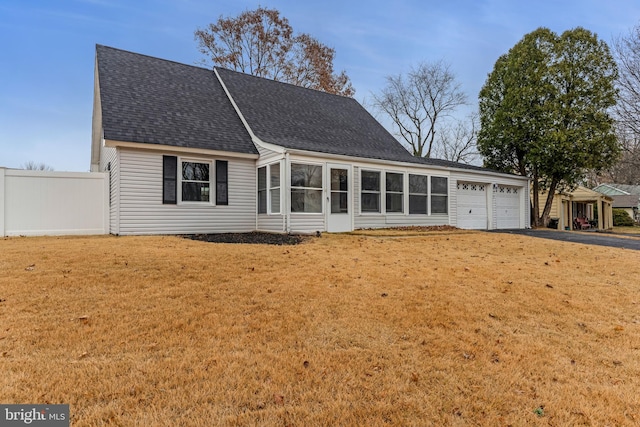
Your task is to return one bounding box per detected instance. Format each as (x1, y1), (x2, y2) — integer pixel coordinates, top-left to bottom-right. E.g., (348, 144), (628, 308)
(1, 0), (639, 171)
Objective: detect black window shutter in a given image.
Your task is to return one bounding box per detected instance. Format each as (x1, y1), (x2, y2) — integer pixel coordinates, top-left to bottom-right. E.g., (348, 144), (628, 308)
(163, 155), (177, 204)
(216, 160), (228, 205)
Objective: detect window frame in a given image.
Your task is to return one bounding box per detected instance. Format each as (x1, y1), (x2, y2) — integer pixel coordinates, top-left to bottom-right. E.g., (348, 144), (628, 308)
(269, 162), (281, 214)
(360, 169), (382, 214)
(385, 171), (404, 214)
(257, 166), (268, 214)
(257, 162), (282, 215)
(290, 162), (323, 214)
(430, 175), (449, 215)
(408, 173), (429, 215)
(178, 157), (214, 205)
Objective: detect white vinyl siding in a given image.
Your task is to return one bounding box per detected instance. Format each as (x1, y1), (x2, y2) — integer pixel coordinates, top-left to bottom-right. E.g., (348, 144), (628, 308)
(289, 213), (324, 234)
(257, 215), (286, 233)
(115, 149), (255, 235)
(101, 144), (119, 235)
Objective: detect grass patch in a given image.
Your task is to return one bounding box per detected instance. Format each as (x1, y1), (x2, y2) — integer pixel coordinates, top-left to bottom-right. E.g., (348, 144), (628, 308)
(1, 231), (639, 425)
(612, 226), (640, 235)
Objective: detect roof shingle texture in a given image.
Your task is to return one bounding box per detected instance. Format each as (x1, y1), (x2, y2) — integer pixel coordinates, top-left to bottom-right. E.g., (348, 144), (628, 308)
(215, 67), (418, 163)
(96, 45), (257, 155)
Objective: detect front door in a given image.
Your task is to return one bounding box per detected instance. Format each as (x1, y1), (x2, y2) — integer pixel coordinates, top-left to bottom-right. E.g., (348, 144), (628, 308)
(326, 164), (352, 232)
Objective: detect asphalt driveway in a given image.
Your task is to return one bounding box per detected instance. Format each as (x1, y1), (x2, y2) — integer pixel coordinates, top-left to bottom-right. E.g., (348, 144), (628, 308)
(489, 229), (640, 251)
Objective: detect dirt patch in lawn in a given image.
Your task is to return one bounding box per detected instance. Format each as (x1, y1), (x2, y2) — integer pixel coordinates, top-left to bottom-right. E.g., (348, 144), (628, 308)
(1, 231), (639, 426)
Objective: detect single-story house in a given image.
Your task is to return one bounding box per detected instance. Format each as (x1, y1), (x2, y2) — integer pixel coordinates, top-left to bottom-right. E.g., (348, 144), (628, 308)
(593, 183), (640, 223)
(537, 186), (613, 231)
(91, 45), (530, 235)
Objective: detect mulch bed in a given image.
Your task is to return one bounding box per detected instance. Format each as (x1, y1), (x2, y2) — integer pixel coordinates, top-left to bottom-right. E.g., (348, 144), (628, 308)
(183, 226), (459, 245)
(183, 232), (309, 245)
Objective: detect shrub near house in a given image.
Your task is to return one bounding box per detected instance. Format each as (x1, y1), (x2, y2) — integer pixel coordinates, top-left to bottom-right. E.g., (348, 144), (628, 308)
(613, 208), (635, 226)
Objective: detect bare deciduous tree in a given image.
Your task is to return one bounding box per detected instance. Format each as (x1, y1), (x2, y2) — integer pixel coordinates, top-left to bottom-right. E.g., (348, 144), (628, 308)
(195, 7), (354, 97)
(372, 60), (467, 158)
(433, 112), (480, 165)
(22, 161), (53, 171)
(611, 24), (640, 184)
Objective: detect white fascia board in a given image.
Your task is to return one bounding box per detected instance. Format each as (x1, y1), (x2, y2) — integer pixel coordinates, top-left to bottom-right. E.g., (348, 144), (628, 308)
(103, 140), (259, 159)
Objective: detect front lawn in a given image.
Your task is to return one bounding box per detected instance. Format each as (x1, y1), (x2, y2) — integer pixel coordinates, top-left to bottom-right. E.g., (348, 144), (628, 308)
(1, 231), (639, 425)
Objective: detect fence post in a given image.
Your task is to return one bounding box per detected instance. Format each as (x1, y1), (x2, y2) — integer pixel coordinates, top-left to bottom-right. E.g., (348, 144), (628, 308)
(0, 167), (5, 237)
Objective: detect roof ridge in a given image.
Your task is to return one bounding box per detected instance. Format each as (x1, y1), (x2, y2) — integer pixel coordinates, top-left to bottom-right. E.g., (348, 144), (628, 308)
(96, 44), (212, 73)
(214, 66), (357, 101)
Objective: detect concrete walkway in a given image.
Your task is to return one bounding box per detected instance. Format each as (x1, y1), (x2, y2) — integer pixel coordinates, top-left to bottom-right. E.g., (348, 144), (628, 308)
(488, 229), (640, 251)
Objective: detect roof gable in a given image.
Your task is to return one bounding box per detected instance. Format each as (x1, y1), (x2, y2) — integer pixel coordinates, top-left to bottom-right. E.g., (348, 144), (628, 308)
(95, 45), (257, 155)
(215, 67), (417, 163)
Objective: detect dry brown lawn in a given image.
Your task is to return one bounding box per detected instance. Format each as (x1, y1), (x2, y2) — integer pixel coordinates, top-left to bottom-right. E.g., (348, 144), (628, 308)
(1, 230), (639, 426)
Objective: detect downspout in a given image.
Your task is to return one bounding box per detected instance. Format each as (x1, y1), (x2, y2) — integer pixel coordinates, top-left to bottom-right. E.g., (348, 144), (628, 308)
(285, 151), (291, 233)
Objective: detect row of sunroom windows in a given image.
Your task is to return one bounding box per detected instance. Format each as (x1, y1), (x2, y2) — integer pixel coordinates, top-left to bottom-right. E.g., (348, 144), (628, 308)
(258, 162), (448, 215)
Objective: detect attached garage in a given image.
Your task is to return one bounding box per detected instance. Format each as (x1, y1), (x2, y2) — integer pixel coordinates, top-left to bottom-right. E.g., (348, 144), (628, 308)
(456, 182), (488, 229)
(495, 185), (521, 229)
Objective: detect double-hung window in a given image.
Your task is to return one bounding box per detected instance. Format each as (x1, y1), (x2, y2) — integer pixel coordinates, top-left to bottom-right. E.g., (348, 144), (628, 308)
(385, 172), (404, 213)
(258, 162), (281, 214)
(291, 163), (322, 213)
(162, 156), (227, 205)
(431, 176), (448, 214)
(409, 174), (428, 214)
(361, 170), (381, 213)
(181, 161), (211, 202)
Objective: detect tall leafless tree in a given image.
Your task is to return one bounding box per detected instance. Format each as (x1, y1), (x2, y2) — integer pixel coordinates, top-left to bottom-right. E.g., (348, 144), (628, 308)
(195, 7), (354, 97)
(372, 60), (467, 158)
(611, 24), (640, 184)
(22, 161), (53, 171)
(433, 112), (481, 165)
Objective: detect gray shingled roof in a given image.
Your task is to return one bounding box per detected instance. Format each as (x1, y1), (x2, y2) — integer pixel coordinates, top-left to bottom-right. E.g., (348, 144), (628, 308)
(96, 45), (257, 155)
(96, 45), (524, 178)
(612, 194), (640, 208)
(215, 67), (418, 163)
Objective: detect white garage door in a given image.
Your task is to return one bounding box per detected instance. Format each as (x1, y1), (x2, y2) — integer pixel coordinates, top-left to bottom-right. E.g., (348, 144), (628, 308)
(456, 182), (488, 229)
(496, 186), (521, 229)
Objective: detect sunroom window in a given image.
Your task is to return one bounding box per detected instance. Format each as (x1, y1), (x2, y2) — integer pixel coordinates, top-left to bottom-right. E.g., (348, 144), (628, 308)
(431, 176), (448, 214)
(386, 172), (404, 213)
(291, 163), (322, 213)
(409, 174), (428, 214)
(361, 170), (381, 213)
(257, 166), (267, 214)
(270, 164), (281, 214)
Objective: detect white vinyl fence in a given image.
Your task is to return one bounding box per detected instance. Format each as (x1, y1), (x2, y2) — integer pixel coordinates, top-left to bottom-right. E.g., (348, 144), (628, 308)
(0, 167), (108, 236)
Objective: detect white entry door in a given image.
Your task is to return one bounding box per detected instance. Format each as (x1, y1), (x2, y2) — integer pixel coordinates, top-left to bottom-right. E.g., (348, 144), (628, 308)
(326, 164), (352, 232)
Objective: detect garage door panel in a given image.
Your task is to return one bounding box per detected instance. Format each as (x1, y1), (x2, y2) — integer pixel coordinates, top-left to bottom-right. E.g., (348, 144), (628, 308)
(456, 182), (487, 229)
(496, 185), (520, 229)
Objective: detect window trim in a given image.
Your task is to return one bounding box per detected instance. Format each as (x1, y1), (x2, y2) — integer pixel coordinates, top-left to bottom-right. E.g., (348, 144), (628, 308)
(408, 173), (429, 215)
(178, 157), (214, 205)
(258, 162), (282, 215)
(290, 161), (323, 214)
(269, 162), (281, 214)
(385, 171), (404, 214)
(360, 169), (382, 214)
(430, 175), (449, 215)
